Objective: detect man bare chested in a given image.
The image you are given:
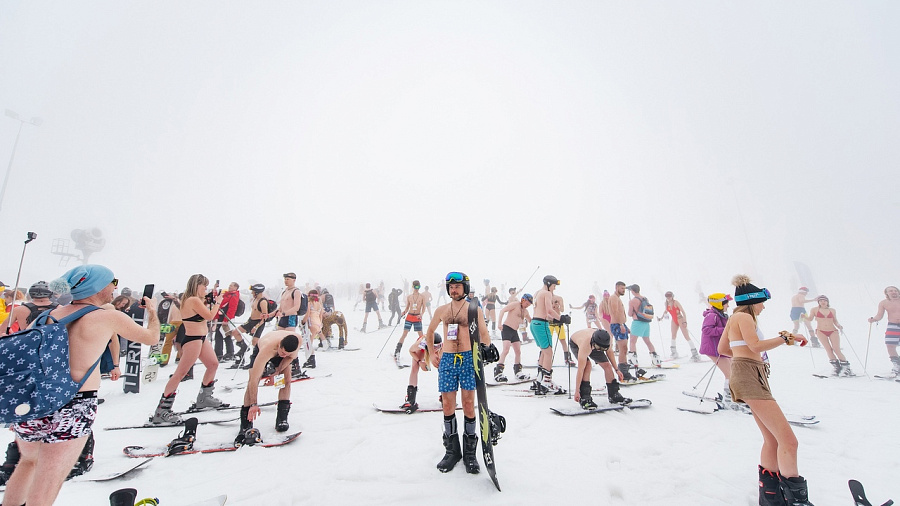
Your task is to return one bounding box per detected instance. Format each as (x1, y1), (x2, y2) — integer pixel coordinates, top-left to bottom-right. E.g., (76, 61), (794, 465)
(276, 273), (302, 331)
(549, 292), (575, 366)
(392, 280), (426, 366)
(627, 284), (659, 367)
(529, 275), (564, 394)
(868, 285), (900, 376)
(790, 287), (820, 346)
(608, 282), (636, 381)
(423, 286), (433, 319)
(424, 272), (496, 475)
(494, 293), (533, 382)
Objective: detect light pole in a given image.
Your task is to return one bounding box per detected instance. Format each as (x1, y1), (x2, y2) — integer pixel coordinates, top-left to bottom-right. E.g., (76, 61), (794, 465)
(1, 109), (42, 215)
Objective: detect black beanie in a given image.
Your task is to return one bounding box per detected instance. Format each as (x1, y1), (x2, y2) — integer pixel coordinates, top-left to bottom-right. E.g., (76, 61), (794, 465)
(733, 276), (769, 306)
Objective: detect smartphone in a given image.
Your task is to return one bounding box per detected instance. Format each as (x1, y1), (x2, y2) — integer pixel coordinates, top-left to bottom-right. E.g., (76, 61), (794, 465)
(141, 284), (154, 307)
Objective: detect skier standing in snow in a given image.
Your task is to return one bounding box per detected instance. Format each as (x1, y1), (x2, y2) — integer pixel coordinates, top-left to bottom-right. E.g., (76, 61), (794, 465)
(609, 282), (635, 381)
(4, 265), (160, 506)
(387, 288), (402, 326)
(493, 293), (533, 382)
(660, 291), (701, 361)
(530, 275), (564, 394)
(790, 287), (820, 347)
(700, 293), (736, 406)
(361, 283), (387, 332)
(483, 287), (503, 334)
(392, 281), (426, 365)
(151, 274), (226, 424)
(809, 295), (852, 376)
(424, 272), (496, 475)
(718, 275), (814, 506)
(570, 294), (601, 329)
(570, 328), (628, 409)
(626, 284), (660, 367)
(867, 285), (900, 377)
(237, 331), (301, 445)
(275, 273), (302, 331)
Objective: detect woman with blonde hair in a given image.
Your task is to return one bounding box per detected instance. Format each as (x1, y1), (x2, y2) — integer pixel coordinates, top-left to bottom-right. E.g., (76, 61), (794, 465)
(150, 274), (225, 424)
(718, 275), (813, 506)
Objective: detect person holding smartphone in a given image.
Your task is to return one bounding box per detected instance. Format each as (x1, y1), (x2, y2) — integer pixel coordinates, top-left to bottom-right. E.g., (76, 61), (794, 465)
(150, 274), (225, 424)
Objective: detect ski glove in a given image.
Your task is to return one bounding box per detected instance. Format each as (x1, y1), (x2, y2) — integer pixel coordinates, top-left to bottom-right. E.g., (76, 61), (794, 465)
(480, 343), (500, 363)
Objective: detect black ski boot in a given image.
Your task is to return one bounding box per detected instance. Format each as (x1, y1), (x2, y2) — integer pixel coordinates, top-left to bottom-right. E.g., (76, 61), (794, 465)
(393, 342), (403, 363)
(462, 434), (480, 474)
(109, 488), (138, 506)
(235, 405), (254, 446)
(579, 381), (598, 410)
(437, 433), (462, 473)
(493, 363), (507, 382)
(759, 465), (787, 506)
(618, 362), (636, 382)
(167, 417), (198, 456)
(338, 337), (345, 350)
(291, 358), (308, 379)
(780, 475), (814, 506)
(607, 381), (632, 405)
(0, 441), (20, 486)
(303, 354), (316, 369)
(401, 385), (419, 413)
(67, 433), (94, 479)
(275, 400), (291, 432)
(242, 345), (260, 370)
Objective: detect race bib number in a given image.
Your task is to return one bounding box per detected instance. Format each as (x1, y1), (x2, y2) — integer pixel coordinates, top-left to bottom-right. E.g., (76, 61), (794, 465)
(273, 374), (286, 389)
(448, 324), (458, 341)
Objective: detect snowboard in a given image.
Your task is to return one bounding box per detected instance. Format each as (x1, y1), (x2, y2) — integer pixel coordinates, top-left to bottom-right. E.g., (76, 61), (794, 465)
(551, 398), (652, 416)
(622, 374), (666, 386)
(104, 416), (239, 431)
(469, 300), (501, 491)
(123, 432), (301, 458)
(219, 373), (329, 393)
(373, 402), (459, 414)
(812, 373), (861, 379)
(176, 400), (276, 416)
(486, 377), (532, 387)
(850, 479), (893, 506)
(70, 457), (152, 483)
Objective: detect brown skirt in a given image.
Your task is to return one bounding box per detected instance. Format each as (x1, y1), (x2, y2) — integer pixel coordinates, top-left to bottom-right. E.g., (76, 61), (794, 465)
(729, 357), (774, 403)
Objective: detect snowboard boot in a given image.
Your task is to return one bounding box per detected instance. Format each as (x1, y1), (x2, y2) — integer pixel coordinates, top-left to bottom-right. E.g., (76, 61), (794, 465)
(690, 348), (702, 363)
(618, 362), (636, 382)
(401, 385), (419, 413)
(539, 367), (566, 395)
(193, 381), (227, 410)
(513, 363), (528, 380)
(0, 441), (21, 486)
(670, 346), (680, 359)
(579, 381), (598, 410)
(109, 488), (138, 506)
(493, 363), (507, 382)
(891, 356), (900, 376)
(338, 337), (345, 350)
(235, 427), (262, 447)
(166, 417), (198, 456)
(829, 359), (842, 377)
(393, 342), (403, 366)
(150, 393), (182, 424)
(378, 319), (388, 329)
(839, 361), (854, 377)
(234, 405), (254, 446)
(291, 358), (308, 379)
(627, 351), (639, 366)
(758, 465), (787, 506)
(303, 354), (316, 369)
(607, 381), (632, 405)
(67, 432), (95, 479)
(275, 400), (291, 432)
(779, 475), (814, 506)
(436, 433), (462, 473)
(650, 351), (662, 367)
(462, 434), (480, 474)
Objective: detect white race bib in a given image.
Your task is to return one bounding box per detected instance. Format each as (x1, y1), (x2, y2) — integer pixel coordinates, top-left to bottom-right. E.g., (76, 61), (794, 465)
(448, 323), (458, 341)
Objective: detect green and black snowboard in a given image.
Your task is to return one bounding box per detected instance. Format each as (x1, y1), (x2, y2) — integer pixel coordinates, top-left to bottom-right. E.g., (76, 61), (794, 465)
(469, 300), (502, 491)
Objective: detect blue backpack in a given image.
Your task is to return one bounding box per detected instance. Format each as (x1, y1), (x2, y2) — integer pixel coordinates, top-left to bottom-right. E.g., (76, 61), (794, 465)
(0, 305), (102, 424)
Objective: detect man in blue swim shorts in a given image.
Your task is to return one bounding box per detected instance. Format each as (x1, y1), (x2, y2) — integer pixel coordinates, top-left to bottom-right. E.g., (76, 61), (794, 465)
(424, 272), (497, 476)
(529, 275), (565, 395)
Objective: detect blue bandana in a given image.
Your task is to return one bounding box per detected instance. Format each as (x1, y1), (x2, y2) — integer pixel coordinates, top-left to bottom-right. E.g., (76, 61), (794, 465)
(52, 264), (115, 300)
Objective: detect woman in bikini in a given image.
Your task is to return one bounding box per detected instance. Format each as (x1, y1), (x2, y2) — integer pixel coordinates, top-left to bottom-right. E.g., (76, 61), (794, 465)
(304, 289), (325, 347)
(810, 295), (851, 376)
(598, 291), (612, 333)
(717, 275), (814, 506)
(483, 287), (503, 332)
(570, 294), (601, 329)
(150, 274), (225, 424)
(660, 291), (700, 360)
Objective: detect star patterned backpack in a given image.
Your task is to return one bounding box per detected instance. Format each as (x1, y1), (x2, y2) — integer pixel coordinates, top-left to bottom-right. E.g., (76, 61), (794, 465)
(0, 305), (101, 423)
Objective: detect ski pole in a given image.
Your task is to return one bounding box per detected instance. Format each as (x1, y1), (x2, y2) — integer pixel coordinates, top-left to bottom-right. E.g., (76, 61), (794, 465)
(690, 361), (719, 391)
(655, 317), (666, 359)
(375, 321), (401, 359)
(865, 322), (873, 373)
(517, 265), (540, 294)
(840, 329), (870, 380)
(566, 322), (571, 399)
(699, 356), (719, 400)
(5, 231), (36, 335)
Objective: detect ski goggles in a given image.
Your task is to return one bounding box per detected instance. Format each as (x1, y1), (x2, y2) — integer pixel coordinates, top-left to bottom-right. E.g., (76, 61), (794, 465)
(445, 272), (469, 284)
(412, 284), (420, 289)
(734, 289), (771, 303)
(708, 294), (733, 304)
(521, 293), (534, 304)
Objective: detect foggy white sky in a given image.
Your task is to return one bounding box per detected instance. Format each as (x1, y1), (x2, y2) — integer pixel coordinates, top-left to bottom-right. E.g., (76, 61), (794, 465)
(0, 2), (897, 305)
